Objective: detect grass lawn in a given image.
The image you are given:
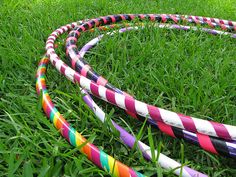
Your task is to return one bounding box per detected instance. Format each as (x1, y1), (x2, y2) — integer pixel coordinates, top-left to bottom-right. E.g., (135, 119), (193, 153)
(0, 0), (235, 176)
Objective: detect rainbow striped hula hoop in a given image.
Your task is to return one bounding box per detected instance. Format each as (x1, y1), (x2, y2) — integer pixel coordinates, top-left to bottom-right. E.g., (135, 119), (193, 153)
(37, 21), (205, 177)
(36, 14), (235, 176)
(36, 57), (145, 177)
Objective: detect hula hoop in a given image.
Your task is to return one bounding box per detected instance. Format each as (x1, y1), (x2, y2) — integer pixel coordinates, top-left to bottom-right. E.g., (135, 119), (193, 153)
(76, 24), (209, 176)
(64, 14), (236, 142)
(38, 21), (206, 177)
(36, 14), (236, 177)
(76, 24), (236, 158)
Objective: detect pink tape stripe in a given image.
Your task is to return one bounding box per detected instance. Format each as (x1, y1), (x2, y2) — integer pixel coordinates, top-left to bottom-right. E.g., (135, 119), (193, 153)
(97, 76), (108, 86)
(197, 133), (218, 154)
(178, 113), (197, 132)
(210, 121), (231, 140)
(147, 105), (163, 122)
(81, 65), (91, 77)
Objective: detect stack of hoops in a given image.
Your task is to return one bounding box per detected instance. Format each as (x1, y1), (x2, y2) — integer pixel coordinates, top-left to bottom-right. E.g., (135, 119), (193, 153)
(36, 14), (236, 177)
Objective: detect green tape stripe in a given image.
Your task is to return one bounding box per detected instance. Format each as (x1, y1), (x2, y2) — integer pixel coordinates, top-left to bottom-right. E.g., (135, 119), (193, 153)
(100, 150), (110, 172)
(69, 127), (76, 146)
(49, 107), (58, 122)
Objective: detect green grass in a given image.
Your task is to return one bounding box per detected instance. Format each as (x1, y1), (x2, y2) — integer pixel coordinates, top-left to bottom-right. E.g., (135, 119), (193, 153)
(0, 0), (236, 176)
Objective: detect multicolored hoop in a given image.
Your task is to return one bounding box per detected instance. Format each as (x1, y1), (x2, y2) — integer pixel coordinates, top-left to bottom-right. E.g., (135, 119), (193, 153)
(65, 14), (236, 142)
(37, 21), (206, 177)
(76, 24), (236, 159)
(36, 14), (236, 177)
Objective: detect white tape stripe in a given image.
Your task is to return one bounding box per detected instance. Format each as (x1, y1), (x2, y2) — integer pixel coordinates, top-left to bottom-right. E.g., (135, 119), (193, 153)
(159, 108), (184, 129)
(135, 100), (149, 117)
(58, 28), (63, 34)
(46, 43), (53, 49)
(224, 124), (236, 140)
(98, 85), (107, 102)
(192, 118), (217, 137)
(138, 142), (191, 177)
(52, 31), (58, 36)
(80, 76), (91, 92)
(79, 51), (86, 57)
(46, 39), (54, 44)
(62, 26), (68, 32)
(92, 101), (106, 122)
(55, 60), (63, 71)
(115, 92), (125, 109)
(65, 68), (75, 82)
(48, 35), (56, 41)
(47, 48), (54, 54)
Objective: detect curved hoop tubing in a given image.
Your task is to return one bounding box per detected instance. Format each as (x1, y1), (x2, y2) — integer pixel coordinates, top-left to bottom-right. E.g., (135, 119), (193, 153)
(64, 14), (236, 141)
(41, 20), (207, 176)
(76, 24), (236, 159)
(74, 24), (209, 176)
(37, 22), (145, 177)
(37, 14), (236, 177)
